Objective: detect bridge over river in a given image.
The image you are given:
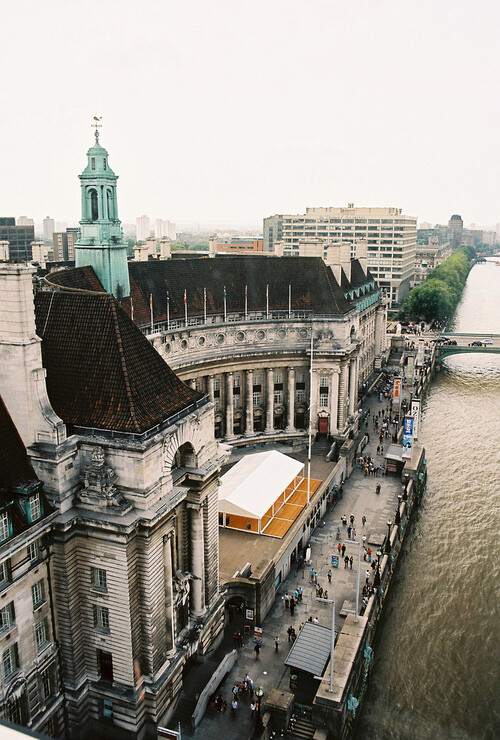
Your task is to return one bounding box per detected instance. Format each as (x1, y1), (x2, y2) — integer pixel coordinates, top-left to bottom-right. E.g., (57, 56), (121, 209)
(433, 332), (500, 362)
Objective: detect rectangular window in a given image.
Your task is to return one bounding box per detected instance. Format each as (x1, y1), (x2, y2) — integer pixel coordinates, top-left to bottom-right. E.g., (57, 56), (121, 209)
(91, 157), (95, 170)
(233, 375), (240, 388)
(214, 398), (220, 412)
(32, 580), (45, 610)
(296, 389), (306, 403)
(41, 666), (52, 701)
(213, 378), (220, 392)
(2, 644), (19, 678)
(0, 603), (14, 632)
(91, 567), (107, 592)
(0, 560), (10, 587)
(274, 390), (283, 405)
(253, 373), (262, 387)
(296, 372), (306, 384)
(320, 376), (329, 387)
(253, 392), (261, 407)
(93, 605), (110, 633)
(29, 492), (41, 523)
(28, 540), (39, 563)
(232, 395), (239, 409)
(319, 394), (329, 408)
(274, 372), (283, 384)
(0, 512), (10, 542)
(35, 618), (48, 651)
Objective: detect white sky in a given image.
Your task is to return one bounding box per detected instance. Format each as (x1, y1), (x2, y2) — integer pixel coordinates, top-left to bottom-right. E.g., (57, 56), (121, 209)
(2, 0), (500, 229)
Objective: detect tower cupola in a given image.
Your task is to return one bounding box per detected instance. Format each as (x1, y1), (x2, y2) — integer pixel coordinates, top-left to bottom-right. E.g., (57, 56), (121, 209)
(75, 121), (130, 298)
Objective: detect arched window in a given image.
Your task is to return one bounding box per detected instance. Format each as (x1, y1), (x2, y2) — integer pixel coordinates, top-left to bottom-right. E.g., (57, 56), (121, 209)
(89, 189), (98, 221)
(171, 442), (197, 470)
(107, 189), (114, 220)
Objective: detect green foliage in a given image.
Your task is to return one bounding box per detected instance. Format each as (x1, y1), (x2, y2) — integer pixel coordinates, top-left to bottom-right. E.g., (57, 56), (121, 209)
(402, 247), (476, 322)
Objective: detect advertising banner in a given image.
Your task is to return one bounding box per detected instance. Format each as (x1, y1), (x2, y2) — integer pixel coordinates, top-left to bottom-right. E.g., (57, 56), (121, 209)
(416, 339), (425, 367)
(402, 416), (414, 459)
(410, 397), (421, 441)
(393, 377), (402, 410)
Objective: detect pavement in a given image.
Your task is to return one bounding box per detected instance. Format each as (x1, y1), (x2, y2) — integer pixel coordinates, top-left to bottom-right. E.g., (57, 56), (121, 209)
(174, 383), (409, 740)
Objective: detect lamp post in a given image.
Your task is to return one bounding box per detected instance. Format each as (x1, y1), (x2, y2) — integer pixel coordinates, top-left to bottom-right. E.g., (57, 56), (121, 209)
(255, 686), (264, 711)
(395, 495), (402, 525)
(315, 595), (335, 692)
(350, 539), (361, 622)
(385, 521), (392, 553)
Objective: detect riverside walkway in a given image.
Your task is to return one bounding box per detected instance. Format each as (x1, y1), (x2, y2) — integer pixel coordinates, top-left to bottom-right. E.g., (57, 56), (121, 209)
(177, 388), (409, 739)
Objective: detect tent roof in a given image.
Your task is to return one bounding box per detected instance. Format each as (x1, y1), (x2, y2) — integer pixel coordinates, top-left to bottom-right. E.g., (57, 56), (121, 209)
(219, 450), (304, 520)
(385, 444), (403, 462)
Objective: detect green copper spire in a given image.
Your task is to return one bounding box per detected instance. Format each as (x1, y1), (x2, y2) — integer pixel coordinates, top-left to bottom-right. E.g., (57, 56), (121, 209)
(75, 119), (130, 299)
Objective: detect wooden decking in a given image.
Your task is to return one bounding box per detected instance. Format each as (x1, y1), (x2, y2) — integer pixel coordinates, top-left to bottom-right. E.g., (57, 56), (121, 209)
(261, 477), (322, 538)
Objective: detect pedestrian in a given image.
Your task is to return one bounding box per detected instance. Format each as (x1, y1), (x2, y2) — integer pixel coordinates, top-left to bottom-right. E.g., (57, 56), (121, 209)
(254, 643), (260, 659)
(352, 527), (356, 540)
(341, 543), (346, 558)
(298, 586), (303, 602)
(291, 628), (297, 641)
(275, 635), (280, 652)
(284, 591), (290, 609)
(290, 597), (295, 616)
(231, 698), (238, 713)
(376, 445), (380, 455)
(248, 678), (254, 698)
(217, 694), (223, 712)
(287, 625), (293, 641)
(362, 534), (367, 548)
(367, 548), (372, 562)
(328, 569), (332, 583)
(314, 571), (318, 584)
(337, 542), (342, 557)
(350, 514), (355, 525)
(365, 569), (370, 584)
(349, 556), (353, 569)
(347, 525), (351, 539)
(237, 631), (243, 647)
(250, 701), (256, 718)
(323, 589), (328, 599)
(312, 616), (319, 625)
(362, 515), (367, 527)
(232, 684), (239, 698)
(310, 567), (314, 582)
(344, 555), (349, 569)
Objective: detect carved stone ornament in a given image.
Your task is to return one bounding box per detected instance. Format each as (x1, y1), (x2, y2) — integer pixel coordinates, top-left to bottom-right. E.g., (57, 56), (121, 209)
(78, 446), (130, 512)
(173, 569), (191, 608)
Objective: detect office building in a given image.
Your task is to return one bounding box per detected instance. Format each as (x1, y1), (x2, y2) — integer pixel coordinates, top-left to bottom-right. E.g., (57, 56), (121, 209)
(264, 205), (417, 308)
(0, 218), (35, 261)
(448, 214), (464, 248)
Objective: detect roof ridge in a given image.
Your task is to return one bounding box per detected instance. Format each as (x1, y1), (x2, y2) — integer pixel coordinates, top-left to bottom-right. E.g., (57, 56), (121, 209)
(321, 261), (344, 313)
(108, 296), (141, 433)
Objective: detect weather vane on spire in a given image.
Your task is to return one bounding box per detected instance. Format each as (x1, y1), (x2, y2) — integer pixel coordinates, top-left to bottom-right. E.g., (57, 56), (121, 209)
(92, 115), (102, 144)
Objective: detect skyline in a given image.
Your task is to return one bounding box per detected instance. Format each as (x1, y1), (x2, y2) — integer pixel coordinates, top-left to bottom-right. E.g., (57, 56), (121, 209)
(3, 0), (500, 229)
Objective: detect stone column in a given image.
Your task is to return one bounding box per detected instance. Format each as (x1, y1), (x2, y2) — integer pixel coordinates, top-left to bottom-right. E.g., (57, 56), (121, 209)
(188, 503), (205, 618)
(348, 358), (357, 416)
(207, 375), (214, 402)
(245, 369), (254, 436)
(189, 379), (196, 389)
(329, 367), (340, 435)
(163, 531), (176, 657)
(225, 371), (234, 439)
(265, 368), (274, 433)
(338, 361), (349, 431)
(286, 367), (295, 432)
(310, 369), (320, 435)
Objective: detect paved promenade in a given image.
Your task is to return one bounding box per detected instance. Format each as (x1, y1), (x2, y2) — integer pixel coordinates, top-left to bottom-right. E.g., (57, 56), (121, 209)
(179, 392), (405, 739)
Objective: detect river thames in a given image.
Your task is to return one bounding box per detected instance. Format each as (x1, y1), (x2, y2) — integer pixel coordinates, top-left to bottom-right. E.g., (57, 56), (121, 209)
(356, 259), (500, 740)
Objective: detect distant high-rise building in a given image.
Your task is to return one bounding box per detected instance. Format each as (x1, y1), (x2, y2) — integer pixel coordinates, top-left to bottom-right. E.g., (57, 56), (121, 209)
(136, 214), (150, 242)
(52, 232), (67, 261)
(66, 227), (79, 261)
(0, 217), (35, 261)
(17, 215), (34, 226)
(155, 218), (177, 241)
(448, 214), (463, 248)
(264, 205), (417, 309)
(43, 216), (55, 242)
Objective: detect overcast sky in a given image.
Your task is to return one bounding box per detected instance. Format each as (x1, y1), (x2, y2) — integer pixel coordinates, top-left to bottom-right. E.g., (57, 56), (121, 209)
(2, 0), (500, 229)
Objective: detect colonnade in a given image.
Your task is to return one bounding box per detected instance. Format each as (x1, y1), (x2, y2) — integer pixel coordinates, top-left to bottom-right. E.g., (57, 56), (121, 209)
(189, 355), (360, 440)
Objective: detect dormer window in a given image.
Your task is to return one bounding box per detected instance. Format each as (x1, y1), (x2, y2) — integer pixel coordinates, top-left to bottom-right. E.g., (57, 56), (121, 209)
(103, 158), (107, 170)
(28, 492), (41, 523)
(91, 157), (96, 170)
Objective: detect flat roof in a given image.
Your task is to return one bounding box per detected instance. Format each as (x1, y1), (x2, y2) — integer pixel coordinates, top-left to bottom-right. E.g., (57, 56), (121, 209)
(284, 621), (332, 676)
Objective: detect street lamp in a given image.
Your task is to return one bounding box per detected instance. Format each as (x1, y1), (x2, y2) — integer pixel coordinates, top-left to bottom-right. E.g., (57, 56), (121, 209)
(255, 686), (264, 712)
(376, 549), (382, 567)
(385, 521), (392, 554)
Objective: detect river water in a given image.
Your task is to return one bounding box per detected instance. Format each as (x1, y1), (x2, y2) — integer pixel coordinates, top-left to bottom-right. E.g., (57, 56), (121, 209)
(355, 259), (500, 740)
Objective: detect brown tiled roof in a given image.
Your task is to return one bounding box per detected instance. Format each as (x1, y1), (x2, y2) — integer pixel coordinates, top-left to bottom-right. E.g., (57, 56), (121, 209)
(44, 265), (105, 293)
(126, 256), (353, 326)
(0, 396), (37, 488)
(34, 292), (202, 434)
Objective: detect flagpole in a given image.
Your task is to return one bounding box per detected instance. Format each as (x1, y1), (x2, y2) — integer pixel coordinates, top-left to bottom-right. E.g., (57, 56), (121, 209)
(288, 284), (291, 318)
(266, 284), (269, 319)
(307, 331), (313, 506)
(131, 297), (134, 322)
(245, 285), (248, 320)
(166, 291), (170, 330)
(184, 289), (188, 327)
(203, 287), (207, 324)
(150, 294), (153, 333)
(223, 286), (227, 322)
